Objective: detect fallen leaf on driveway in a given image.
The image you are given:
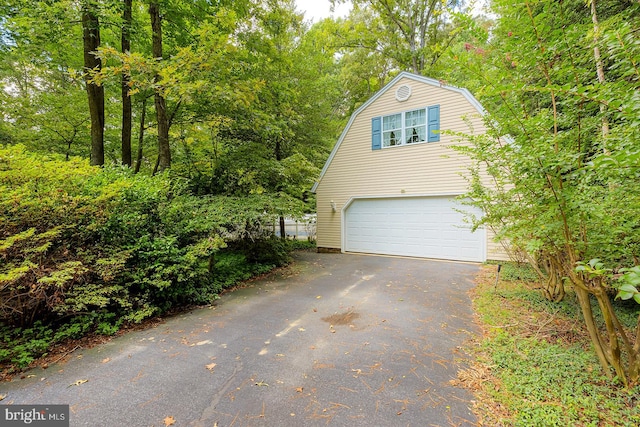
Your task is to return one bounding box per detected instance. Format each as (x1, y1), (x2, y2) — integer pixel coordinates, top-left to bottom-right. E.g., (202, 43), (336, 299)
(316, 296), (322, 299)
(0, 394), (6, 401)
(101, 358), (110, 364)
(164, 415), (176, 426)
(205, 363), (217, 372)
(296, 387), (303, 393)
(298, 328), (306, 332)
(69, 379), (88, 387)
(254, 381), (269, 387)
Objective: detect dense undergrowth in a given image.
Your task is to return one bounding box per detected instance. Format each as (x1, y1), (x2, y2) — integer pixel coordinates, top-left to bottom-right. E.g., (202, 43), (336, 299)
(464, 263), (640, 426)
(0, 145), (310, 373)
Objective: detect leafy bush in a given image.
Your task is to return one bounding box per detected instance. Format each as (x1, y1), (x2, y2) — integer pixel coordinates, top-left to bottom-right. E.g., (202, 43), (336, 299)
(0, 145), (304, 371)
(456, 0), (640, 385)
(211, 252), (269, 289)
(0, 322), (52, 369)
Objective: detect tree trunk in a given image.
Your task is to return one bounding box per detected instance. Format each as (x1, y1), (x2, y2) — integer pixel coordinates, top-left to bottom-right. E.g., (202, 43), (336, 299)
(573, 285), (612, 377)
(82, 1), (104, 166)
(121, 0), (133, 166)
(540, 254), (565, 302)
(149, 1), (171, 172)
(134, 97), (147, 174)
(274, 138), (286, 239)
(570, 268), (640, 386)
(279, 216), (286, 240)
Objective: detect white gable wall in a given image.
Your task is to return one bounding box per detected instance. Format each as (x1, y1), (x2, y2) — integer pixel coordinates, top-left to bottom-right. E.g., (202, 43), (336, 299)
(315, 73), (509, 261)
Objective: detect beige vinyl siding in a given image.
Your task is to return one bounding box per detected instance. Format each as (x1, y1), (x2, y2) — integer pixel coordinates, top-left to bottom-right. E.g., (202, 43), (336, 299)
(487, 229), (511, 261)
(316, 76), (509, 260)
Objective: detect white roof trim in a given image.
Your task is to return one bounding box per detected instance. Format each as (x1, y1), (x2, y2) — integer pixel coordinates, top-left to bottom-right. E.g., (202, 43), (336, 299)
(311, 71), (487, 193)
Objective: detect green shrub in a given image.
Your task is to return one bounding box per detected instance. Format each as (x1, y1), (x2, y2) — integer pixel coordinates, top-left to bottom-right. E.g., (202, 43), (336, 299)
(288, 239), (316, 251)
(95, 313), (121, 336)
(53, 315), (96, 342)
(0, 144), (304, 371)
(240, 236), (292, 266)
(210, 249), (283, 290)
(0, 321), (52, 369)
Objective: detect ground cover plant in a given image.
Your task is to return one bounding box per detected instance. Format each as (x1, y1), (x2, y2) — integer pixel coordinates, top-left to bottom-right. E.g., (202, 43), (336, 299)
(458, 264), (640, 426)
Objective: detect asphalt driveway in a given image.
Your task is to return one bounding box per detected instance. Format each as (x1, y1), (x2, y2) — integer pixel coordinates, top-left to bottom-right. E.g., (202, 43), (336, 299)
(1, 252), (481, 426)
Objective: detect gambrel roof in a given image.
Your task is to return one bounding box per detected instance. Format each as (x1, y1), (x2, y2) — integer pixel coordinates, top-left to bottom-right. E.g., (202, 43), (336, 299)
(311, 71), (486, 192)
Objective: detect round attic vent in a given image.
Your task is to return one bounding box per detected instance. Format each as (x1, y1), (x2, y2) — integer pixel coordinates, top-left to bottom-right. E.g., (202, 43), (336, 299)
(395, 84), (412, 101)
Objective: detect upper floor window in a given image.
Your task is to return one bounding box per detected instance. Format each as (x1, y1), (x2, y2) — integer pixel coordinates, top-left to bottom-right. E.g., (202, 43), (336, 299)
(372, 105), (439, 150)
(382, 113), (402, 146)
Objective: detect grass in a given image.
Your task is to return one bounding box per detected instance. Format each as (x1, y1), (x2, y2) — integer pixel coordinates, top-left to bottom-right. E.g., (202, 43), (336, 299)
(459, 263), (640, 426)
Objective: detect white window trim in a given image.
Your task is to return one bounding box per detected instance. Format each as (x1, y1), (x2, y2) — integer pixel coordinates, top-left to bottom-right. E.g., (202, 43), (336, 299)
(381, 107), (428, 148)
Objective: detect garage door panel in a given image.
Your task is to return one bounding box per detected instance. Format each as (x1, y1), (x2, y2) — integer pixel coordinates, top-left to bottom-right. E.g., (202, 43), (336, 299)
(344, 197), (484, 262)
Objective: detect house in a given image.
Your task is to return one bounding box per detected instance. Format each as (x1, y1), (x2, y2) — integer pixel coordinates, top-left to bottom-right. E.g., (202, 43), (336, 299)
(312, 71), (508, 262)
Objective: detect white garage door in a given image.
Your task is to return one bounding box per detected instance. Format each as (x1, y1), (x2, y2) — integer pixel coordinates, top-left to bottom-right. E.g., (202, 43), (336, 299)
(344, 196), (485, 262)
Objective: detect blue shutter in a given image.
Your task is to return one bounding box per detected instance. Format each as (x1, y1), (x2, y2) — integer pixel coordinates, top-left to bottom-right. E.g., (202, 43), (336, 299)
(427, 105), (440, 142)
(371, 117), (382, 150)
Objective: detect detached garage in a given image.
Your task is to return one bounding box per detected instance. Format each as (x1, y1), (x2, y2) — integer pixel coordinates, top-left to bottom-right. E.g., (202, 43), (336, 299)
(344, 196), (485, 262)
(312, 72), (508, 262)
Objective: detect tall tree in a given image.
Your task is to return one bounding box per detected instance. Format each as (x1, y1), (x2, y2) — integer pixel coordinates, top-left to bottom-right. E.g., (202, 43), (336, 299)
(121, 0), (133, 166)
(149, 1), (171, 172)
(455, 0), (640, 385)
(332, 0), (465, 74)
(82, 0), (105, 166)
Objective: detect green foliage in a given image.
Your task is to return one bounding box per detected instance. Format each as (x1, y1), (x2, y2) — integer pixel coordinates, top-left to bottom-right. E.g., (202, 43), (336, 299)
(53, 315), (95, 342)
(94, 313), (122, 336)
(497, 262), (539, 283)
(288, 239), (316, 251)
(331, 0), (466, 94)
(617, 266), (640, 305)
(0, 313), (121, 370)
(472, 272), (640, 426)
(211, 251), (275, 290)
(0, 321), (52, 369)
(0, 144), (303, 371)
(233, 235), (292, 265)
(454, 0), (640, 384)
(456, 0), (640, 268)
(486, 333), (640, 426)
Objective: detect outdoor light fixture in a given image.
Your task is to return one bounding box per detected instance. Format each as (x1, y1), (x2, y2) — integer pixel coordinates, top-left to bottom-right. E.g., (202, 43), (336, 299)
(330, 200), (337, 212)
